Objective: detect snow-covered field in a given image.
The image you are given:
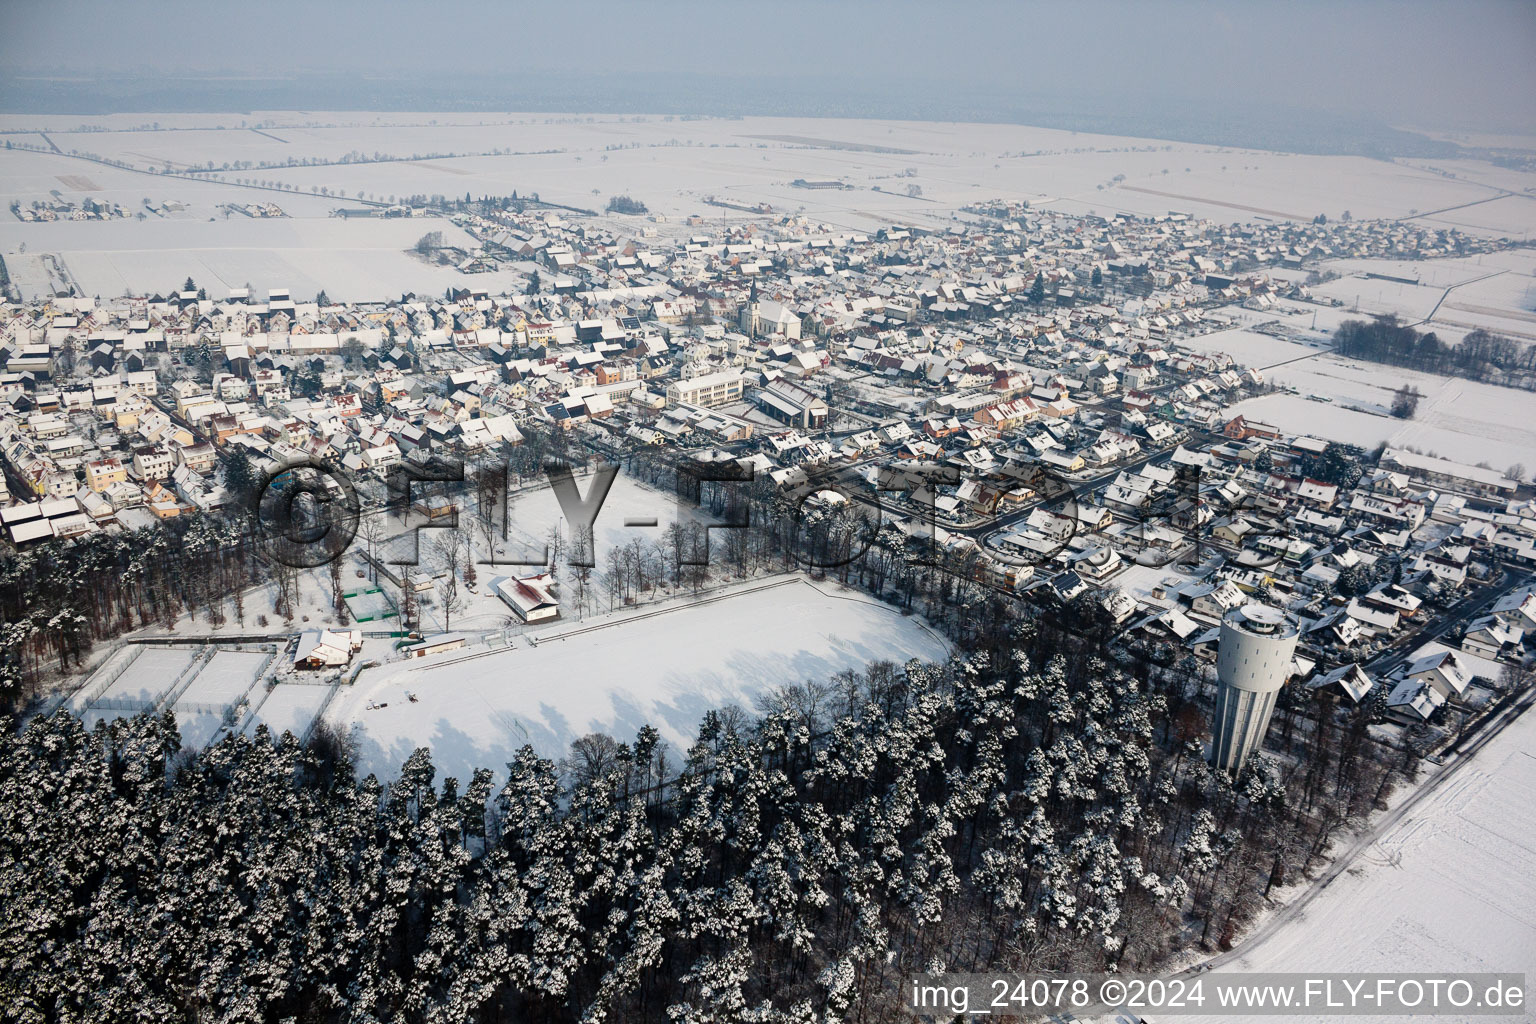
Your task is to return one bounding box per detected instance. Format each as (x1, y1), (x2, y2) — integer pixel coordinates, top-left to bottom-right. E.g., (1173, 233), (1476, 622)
(61, 644), (139, 713)
(61, 645), (277, 749)
(244, 683), (331, 741)
(170, 711), (227, 752)
(0, 201), (480, 302)
(88, 646), (198, 709)
(175, 648), (270, 707)
(1178, 703), (1536, 1024)
(1224, 356), (1536, 472)
(5, 111), (1536, 300)
(1313, 275), (1450, 322)
(328, 575), (950, 782)
(1175, 326), (1319, 369)
(1176, 260), (1535, 475)
(166, 648), (273, 748)
(1315, 249), (1536, 342)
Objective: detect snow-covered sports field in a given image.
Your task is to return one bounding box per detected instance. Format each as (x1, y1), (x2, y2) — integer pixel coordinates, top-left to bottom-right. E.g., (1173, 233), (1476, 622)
(87, 645), (198, 709)
(327, 575), (950, 782)
(171, 648), (272, 749)
(244, 683), (332, 742)
(61, 644), (281, 749)
(176, 648), (269, 707)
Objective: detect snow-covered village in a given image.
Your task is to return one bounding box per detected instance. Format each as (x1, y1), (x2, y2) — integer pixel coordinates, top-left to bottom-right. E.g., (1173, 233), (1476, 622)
(1, 3), (1534, 1022)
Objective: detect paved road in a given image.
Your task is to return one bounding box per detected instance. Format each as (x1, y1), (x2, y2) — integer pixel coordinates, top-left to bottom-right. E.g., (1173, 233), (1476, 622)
(1363, 564), (1525, 678)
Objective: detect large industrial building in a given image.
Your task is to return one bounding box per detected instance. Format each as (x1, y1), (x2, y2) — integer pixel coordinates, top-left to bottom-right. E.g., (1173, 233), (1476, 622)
(1211, 603), (1299, 775)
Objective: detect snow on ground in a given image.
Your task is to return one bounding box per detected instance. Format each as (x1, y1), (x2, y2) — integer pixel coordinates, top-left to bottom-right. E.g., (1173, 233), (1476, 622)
(1174, 326), (1318, 369)
(1109, 561), (1198, 609)
(1413, 192), (1536, 239)
(175, 649), (270, 707)
(61, 645), (277, 749)
(1322, 252), (1529, 293)
(1316, 249), (1536, 341)
(1403, 640), (1505, 685)
(172, 711), (229, 752)
(78, 709), (133, 733)
(244, 683), (331, 741)
(1176, 704), (1536, 1024)
(327, 575), (950, 783)
(62, 644), (138, 713)
(1225, 356), (1536, 472)
(851, 378), (926, 413)
(0, 206), (480, 302)
(1310, 275), (1449, 322)
(496, 467), (717, 568)
(91, 646), (198, 708)
(0, 146), (337, 219)
(376, 471), (724, 635)
(166, 648), (274, 749)
(343, 587), (396, 624)
(6, 112), (1535, 300)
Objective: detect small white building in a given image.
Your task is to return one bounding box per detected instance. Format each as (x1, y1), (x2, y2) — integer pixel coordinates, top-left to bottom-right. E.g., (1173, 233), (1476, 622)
(294, 628), (363, 668)
(495, 573), (560, 623)
(1307, 663), (1375, 704)
(401, 633), (468, 660)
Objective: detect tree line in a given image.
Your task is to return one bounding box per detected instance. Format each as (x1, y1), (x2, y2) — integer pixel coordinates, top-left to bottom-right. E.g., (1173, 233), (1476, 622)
(0, 593), (1427, 1023)
(0, 513), (267, 711)
(1334, 316), (1535, 385)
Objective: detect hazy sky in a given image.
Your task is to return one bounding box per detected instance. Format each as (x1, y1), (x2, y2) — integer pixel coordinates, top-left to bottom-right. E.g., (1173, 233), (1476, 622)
(3, 0), (1534, 132)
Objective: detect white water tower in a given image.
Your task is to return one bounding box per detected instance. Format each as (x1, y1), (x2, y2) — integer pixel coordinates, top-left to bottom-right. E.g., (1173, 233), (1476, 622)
(1211, 603), (1298, 776)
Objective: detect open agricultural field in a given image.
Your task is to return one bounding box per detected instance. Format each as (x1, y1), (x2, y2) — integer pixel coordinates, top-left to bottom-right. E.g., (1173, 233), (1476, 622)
(1162, 304), (1536, 481)
(1225, 353), (1536, 473)
(0, 175), (481, 300)
(5, 111), (1536, 301)
(1174, 325), (1319, 368)
(1313, 248), (1536, 341)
